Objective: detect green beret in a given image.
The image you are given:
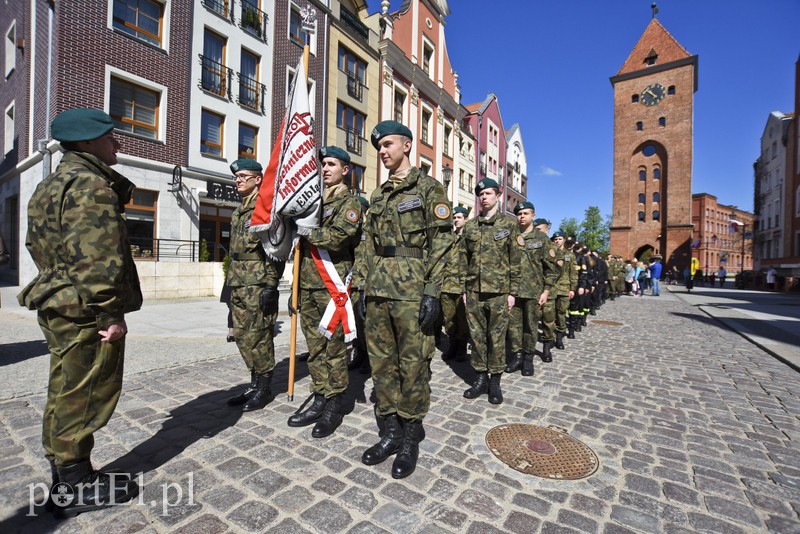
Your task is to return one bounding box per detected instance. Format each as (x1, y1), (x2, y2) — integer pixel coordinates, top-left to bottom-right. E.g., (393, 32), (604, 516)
(533, 218), (550, 227)
(513, 201), (535, 214)
(51, 108), (115, 143)
(551, 230), (566, 240)
(453, 206), (469, 216)
(319, 146), (351, 165)
(357, 195), (370, 210)
(371, 120), (413, 149)
(474, 177), (500, 195)
(230, 158), (262, 173)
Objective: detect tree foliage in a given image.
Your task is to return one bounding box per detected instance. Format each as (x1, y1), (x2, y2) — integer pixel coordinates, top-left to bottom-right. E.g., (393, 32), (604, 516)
(578, 206), (610, 253)
(558, 217), (581, 240)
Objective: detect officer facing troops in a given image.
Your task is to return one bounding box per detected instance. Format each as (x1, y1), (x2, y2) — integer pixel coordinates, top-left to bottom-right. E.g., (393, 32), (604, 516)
(19, 109), (141, 515)
(462, 178), (520, 404)
(506, 208), (557, 372)
(226, 157), (284, 412)
(550, 231), (578, 349)
(287, 146), (362, 438)
(353, 120), (453, 479)
(440, 205), (469, 361)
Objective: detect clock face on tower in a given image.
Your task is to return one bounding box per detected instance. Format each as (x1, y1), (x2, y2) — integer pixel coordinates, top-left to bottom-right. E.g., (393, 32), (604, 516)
(640, 83), (666, 106)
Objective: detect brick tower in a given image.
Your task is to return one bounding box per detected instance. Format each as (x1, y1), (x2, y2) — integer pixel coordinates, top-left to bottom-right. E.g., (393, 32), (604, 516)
(609, 13), (698, 269)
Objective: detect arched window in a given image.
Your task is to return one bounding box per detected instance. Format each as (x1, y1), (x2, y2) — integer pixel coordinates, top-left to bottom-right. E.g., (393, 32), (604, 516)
(636, 121), (643, 131)
(632, 94), (639, 103)
(639, 169), (646, 181)
(658, 117), (666, 127)
(638, 211), (645, 222)
(653, 168), (661, 179)
(653, 210), (660, 221)
(653, 192), (660, 202)
(642, 145), (656, 157)
(639, 193), (645, 203)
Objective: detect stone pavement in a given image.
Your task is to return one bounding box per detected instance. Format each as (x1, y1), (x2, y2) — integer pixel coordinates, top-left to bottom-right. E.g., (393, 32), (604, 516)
(1, 287), (799, 533)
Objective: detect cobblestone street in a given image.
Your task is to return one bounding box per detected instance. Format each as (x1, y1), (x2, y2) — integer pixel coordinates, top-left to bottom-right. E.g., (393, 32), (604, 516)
(1, 287), (799, 533)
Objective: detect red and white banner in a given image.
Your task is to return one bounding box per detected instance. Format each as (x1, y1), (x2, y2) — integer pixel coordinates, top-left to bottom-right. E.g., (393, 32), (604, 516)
(250, 55), (321, 260)
(309, 244), (356, 342)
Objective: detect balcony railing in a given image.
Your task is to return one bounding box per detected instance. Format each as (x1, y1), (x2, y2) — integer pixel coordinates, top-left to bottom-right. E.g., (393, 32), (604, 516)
(199, 55), (232, 99)
(346, 71), (364, 101)
(340, 127), (363, 156)
(340, 6), (369, 41)
(202, 0), (233, 22)
(237, 73), (266, 113)
(240, 0), (269, 42)
(130, 238), (202, 261)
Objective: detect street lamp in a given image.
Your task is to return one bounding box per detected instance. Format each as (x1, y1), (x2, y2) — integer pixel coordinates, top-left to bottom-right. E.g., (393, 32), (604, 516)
(442, 163), (452, 191)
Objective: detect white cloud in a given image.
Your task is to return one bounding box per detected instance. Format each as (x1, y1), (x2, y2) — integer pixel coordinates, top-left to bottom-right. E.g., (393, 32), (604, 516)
(536, 166), (562, 176)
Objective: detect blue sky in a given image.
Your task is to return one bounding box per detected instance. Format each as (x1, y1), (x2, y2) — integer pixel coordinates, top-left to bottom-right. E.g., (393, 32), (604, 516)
(372, 0), (799, 228)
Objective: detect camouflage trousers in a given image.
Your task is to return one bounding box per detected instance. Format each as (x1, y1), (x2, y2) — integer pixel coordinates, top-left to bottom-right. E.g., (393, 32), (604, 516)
(365, 297), (434, 421)
(507, 297), (540, 354)
(540, 297), (557, 342)
(299, 288), (348, 397)
(38, 311), (124, 466)
(554, 294), (570, 333)
(467, 292), (510, 374)
(441, 291), (468, 341)
(231, 284), (277, 375)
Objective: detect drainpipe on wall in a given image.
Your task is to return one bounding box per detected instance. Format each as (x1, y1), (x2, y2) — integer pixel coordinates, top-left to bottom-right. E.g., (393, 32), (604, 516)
(38, 0), (56, 179)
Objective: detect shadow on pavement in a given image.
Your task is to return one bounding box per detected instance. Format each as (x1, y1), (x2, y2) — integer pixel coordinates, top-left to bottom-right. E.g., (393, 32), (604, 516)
(0, 340), (49, 366)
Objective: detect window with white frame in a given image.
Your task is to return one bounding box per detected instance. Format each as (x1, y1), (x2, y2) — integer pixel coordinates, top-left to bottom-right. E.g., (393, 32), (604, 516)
(4, 102), (14, 154)
(109, 76), (160, 139)
(288, 2), (316, 51)
(443, 124), (452, 156)
(421, 107), (432, 145)
(112, 0), (164, 47)
(422, 39), (434, 77)
(5, 22), (15, 78)
(393, 89), (406, 123)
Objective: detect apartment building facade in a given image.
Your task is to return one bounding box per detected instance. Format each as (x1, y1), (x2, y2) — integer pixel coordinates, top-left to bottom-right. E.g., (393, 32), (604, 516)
(505, 123), (527, 214)
(691, 193), (754, 275)
(463, 93), (507, 214)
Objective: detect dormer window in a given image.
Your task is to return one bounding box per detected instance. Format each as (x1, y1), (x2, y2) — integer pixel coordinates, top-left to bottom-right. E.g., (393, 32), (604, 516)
(645, 47), (658, 66)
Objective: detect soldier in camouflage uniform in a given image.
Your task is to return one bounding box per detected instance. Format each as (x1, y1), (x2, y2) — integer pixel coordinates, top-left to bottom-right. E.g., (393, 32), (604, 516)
(287, 146), (362, 438)
(347, 195), (371, 374)
(226, 158), (283, 412)
(440, 205), (469, 361)
(352, 121), (453, 479)
(533, 217), (559, 363)
(18, 109), (141, 515)
(462, 178), (520, 404)
(551, 231), (578, 349)
(505, 207), (556, 373)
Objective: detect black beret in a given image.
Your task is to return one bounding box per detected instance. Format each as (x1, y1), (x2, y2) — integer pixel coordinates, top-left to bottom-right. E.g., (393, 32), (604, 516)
(474, 177), (500, 195)
(533, 218), (550, 227)
(371, 120), (413, 149)
(51, 109), (115, 143)
(551, 230), (566, 240)
(513, 201), (535, 214)
(453, 206), (469, 216)
(319, 145), (351, 164)
(230, 158), (263, 173)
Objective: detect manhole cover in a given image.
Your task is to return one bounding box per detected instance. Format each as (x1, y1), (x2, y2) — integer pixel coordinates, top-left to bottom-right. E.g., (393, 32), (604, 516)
(486, 424), (599, 479)
(591, 320), (623, 326)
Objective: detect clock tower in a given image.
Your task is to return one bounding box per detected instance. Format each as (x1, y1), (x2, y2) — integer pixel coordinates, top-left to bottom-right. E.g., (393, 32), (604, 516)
(609, 13), (698, 268)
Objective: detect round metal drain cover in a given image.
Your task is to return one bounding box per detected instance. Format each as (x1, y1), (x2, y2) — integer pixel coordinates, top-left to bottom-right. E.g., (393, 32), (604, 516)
(591, 320), (623, 326)
(486, 424), (599, 479)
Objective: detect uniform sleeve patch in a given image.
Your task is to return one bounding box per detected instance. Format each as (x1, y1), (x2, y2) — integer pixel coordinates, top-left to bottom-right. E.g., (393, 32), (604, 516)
(549, 248), (556, 257)
(346, 209), (360, 223)
(516, 235), (525, 247)
(434, 203), (451, 220)
(494, 229), (511, 240)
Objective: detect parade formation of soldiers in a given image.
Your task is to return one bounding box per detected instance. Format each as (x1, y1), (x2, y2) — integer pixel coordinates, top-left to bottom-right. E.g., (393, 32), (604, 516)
(22, 111), (626, 517)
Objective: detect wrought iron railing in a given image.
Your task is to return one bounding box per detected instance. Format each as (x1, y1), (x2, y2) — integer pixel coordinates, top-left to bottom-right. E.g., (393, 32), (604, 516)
(346, 70), (364, 101)
(130, 238), (202, 261)
(199, 55), (232, 99)
(340, 7), (369, 41)
(344, 127), (363, 155)
(240, 0), (268, 41)
(202, 0), (233, 22)
(237, 73), (266, 113)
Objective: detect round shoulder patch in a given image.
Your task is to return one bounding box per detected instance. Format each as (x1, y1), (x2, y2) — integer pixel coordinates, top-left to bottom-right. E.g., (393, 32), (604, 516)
(516, 235), (525, 247)
(434, 203), (451, 220)
(549, 248), (556, 258)
(346, 209), (360, 223)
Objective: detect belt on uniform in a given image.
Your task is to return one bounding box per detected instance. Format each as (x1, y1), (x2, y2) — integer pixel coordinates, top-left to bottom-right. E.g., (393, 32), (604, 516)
(375, 246), (423, 259)
(231, 252), (263, 261)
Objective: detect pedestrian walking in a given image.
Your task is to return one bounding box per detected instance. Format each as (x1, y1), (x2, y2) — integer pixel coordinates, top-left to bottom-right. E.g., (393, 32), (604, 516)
(18, 108), (141, 516)
(649, 257), (663, 296)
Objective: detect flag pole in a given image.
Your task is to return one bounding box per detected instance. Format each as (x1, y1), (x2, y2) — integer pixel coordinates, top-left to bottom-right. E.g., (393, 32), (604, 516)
(287, 36), (313, 402)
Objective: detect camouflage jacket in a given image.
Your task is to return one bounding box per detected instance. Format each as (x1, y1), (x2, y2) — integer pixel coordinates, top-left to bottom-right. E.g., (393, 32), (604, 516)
(352, 167), (453, 301)
(553, 247), (579, 296)
(462, 211), (520, 295)
(516, 228), (557, 299)
(299, 184), (362, 290)
(227, 190), (281, 288)
(18, 151), (142, 326)
(441, 230), (465, 295)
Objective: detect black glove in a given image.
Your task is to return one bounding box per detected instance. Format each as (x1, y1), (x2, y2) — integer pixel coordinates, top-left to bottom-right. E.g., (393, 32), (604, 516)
(418, 295), (441, 335)
(259, 286), (279, 315)
(287, 289), (299, 316)
(353, 290), (366, 323)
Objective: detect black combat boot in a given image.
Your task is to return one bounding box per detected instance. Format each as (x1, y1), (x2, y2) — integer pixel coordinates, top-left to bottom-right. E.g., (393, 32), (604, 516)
(441, 338), (457, 361)
(505, 352), (524, 373)
(555, 332), (565, 350)
(581, 314), (588, 326)
(488, 374), (503, 404)
(45, 458), (59, 512)
(590, 306), (597, 316)
(227, 369), (257, 406)
(362, 414), (403, 465)
(541, 341), (553, 363)
(312, 395), (343, 438)
(522, 353), (535, 376)
(567, 316), (576, 339)
(242, 372), (273, 412)
(463, 372), (489, 399)
(392, 419), (424, 479)
(287, 392), (327, 427)
(53, 461), (139, 518)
